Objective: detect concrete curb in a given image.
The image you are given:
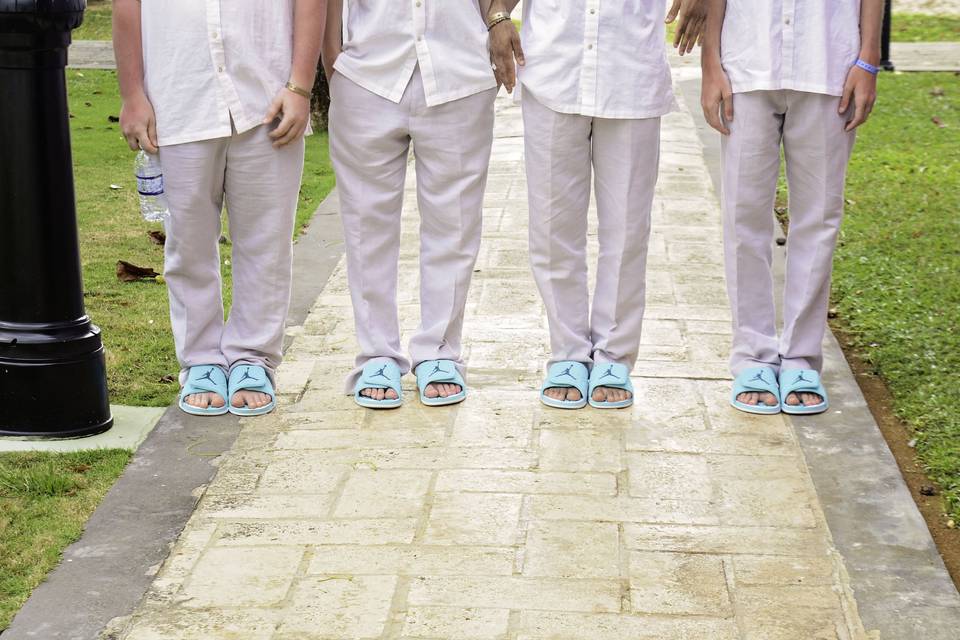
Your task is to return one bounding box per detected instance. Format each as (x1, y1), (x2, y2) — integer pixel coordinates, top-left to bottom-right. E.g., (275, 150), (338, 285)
(2, 188), (345, 640)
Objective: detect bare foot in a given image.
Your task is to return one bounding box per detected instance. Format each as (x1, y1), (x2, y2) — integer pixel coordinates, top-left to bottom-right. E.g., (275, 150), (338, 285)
(783, 391), (823, 407)
(423, 382), (462, 399)
(360, 387), (400, 402)
(185, 392), (225, 409)
(736, 391), (779, 407)
(544, 387), (582, 403)
(591, 386), (633, 404)
(232, 389), (272, 410)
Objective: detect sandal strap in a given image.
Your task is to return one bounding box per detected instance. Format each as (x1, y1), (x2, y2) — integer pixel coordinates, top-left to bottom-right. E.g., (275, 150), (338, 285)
(589, 363), (632, 394)
(356, 361), (403, 396)
(544, 361), (589, 393)
(182, 366), (227, 398)
(779, 369), (824, 397)
(415, 360), (464, 393)
(732, 367), (780, 397)
(229, 365), (275, 397)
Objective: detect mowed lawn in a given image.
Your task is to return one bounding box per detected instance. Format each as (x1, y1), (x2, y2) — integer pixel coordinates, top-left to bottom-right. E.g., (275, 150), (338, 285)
(0, 450), (132, 629)
(833, 72), (960, 518)
(70, 69), (334, 407)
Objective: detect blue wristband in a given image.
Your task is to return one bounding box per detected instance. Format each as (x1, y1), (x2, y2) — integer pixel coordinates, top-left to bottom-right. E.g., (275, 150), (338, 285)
(855, 59), (879, 75)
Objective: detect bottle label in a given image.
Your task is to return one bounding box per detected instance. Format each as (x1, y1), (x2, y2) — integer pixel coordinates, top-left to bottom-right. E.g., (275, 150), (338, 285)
(137, 174), (164, 197)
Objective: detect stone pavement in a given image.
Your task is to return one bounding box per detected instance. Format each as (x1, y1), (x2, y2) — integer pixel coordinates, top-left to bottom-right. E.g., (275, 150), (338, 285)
(895, 0), (960, 14)
(107, 88), (880, 640)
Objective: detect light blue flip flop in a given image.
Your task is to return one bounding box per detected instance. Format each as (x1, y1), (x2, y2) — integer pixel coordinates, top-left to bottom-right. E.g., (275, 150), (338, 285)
(540, 361), (589, 409)
(588, 363), (634, 409)
(228, 364), (277, 417)
(730, 366), (781, 415)
(779, 369), (829, 415)
(354, 360), (404, 409)
(415, 359), (466, 406)
(178, 365), (229, 416)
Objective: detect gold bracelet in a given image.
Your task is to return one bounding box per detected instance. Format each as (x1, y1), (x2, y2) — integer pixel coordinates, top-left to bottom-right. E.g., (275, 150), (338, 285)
(285, 81), (311, 99)
(487, 11), (511, 30)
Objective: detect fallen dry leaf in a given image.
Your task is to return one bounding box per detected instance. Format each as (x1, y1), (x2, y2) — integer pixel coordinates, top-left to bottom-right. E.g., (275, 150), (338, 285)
(147, 230), (166, 245)
(932, 116), (947, 128)
(116, 260), (161, 282)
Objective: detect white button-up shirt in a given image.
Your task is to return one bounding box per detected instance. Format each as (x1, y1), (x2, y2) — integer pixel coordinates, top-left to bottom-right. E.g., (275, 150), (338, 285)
(518, 0), (676, 119)
(721, 0), (862, 96)
(333, 0), (497, 107)
(141, 0), (296, 147)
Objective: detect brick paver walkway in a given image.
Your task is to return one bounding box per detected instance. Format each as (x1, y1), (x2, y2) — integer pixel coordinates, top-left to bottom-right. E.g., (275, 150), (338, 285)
(112, 91), (872, 639)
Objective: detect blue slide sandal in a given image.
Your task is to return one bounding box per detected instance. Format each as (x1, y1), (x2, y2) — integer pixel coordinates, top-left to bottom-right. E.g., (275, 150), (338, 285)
(228, 364), (277, 417)
(354, 360), (404, 409)
(178, 365), (229, 416)
(730, 366), (781, 415)
(779, 369), (829, 415)
(588, 363), (634, 409)
(415, 359), (466, 406)
(540, 361), (589, 410)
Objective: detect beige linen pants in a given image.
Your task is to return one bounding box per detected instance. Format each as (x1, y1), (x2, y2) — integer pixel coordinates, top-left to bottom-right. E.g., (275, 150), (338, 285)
(328, 69), (497, 392)
(721, 89), (856, 376)
(159, 124), (305, 382)
(522, 90), (661, 371)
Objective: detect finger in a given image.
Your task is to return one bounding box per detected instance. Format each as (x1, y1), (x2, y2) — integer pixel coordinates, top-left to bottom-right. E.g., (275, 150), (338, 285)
(270, 111), (296, 140)
(263, 95), (283, 125)
(723, 91), (734, 123)
(839, 83), (854, 114)
(513, 33), (525, 66)
(125, 131), (140, 151)
(145, 118), (159, 154)
(702, 101), (725, 135)
(665, 0), (681, 23)
(274, 121), (304, 148)
(673, 21), (685, 49)
(687, 18), (704, 54)
(846, 100), (866, 132)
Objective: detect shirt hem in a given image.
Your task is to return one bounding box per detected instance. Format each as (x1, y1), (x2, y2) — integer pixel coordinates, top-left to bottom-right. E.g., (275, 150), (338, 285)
(730, 80), (844, 98)
(518, 84), (678, 120)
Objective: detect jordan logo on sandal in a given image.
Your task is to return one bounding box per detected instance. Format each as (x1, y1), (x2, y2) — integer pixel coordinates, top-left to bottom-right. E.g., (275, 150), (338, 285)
(749, 371), (768, 384)
(370, 365), (390, 380)
(198, 368), (217, 384)
(794, 371), (812, 384)
(238, 368), (257, 383)
(556, 364), (577, 379)
(430, 362), (449, 376)
(598, 366), (620, 381)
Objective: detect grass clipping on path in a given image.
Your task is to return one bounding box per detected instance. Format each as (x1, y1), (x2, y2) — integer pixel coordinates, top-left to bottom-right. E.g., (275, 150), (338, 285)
(69, 70), (334, 407)
(834, 72), (960, 519)
(0, 450), (132, 630)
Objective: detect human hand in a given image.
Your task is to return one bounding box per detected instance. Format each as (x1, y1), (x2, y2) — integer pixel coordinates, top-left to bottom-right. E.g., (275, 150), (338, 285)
(666, 0), (708, 56)
(120, 90), (159, 154)
(701, 62), (734, 135)
(264, 86), (311, 148)
(489, 19), (524, 93)
(839, 64), (878, 132)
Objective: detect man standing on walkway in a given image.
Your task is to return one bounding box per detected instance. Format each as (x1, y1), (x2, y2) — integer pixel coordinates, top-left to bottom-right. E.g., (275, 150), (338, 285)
(323, 1), (498, 409)
(701, 0), (882, 415)
(487, 0), (706, 410)
(113, 0), (324, 417)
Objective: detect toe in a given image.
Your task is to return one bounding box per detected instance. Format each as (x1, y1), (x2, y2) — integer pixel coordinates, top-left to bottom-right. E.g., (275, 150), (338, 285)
(566, 388), (582, 402)
(592, 388), (604, 402)
(785, 392), (800, 406)
(803, 392), (822, 406)
(424, 384), (439, 399)
(385, 389), (398, 400)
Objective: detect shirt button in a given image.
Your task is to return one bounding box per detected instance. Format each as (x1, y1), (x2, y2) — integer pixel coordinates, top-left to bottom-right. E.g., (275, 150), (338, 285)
(587, 44), (594, 49)
(785, 18), (791, 25)
(416, 1), (421, 5)
(590, 8), (595, 13)
(211, 32), (219, 39)
(217, 66), (224, 73)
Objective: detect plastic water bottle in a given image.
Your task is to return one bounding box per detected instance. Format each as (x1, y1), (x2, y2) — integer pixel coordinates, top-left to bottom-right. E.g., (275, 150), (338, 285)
(135, 150), (170, 222)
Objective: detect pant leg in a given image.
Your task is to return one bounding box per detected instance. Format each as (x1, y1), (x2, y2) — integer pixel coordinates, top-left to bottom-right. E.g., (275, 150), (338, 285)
(159, 138), (229, 379)
(328, 71), (413, 392)
(522, 90), (594, 368)
(721, 90), (787, 376)
(779, 91), (856, 372)
(589, 114), (661, 369)
(220, 124), (305, 380)
(407, 74), (497, 375)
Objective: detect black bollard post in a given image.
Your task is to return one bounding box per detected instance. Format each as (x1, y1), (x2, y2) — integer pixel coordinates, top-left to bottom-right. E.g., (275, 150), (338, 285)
(881, 0), (894, 71)
(0, 0), (113, 437)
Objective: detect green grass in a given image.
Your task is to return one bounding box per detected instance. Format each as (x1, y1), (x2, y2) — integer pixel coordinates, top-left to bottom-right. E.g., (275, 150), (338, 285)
(0, 449), (132, 630)
(73, 0), (112, 41)
(828, 73), (960, 518)
(69, 69), (334, 407)
(892, 13), (960, 42)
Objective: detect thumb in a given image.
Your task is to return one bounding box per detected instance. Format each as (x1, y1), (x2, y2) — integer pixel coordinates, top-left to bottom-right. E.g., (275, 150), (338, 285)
(665, 0), (681, 23)
(264, 94), (283, 124)
(839, 82), (853, 114)
(514, 34), (526, 66)
(724, 91), (734, 122)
